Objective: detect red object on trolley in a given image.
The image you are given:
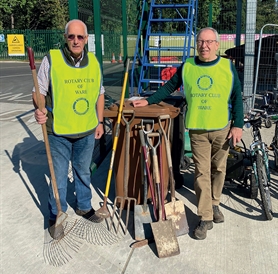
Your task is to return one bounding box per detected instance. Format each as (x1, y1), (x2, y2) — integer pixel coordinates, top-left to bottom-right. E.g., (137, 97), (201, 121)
(161, 67), (180, 90)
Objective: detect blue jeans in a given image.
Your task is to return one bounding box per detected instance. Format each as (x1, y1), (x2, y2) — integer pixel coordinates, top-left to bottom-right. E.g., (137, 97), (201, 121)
(48, 133), (95, 220)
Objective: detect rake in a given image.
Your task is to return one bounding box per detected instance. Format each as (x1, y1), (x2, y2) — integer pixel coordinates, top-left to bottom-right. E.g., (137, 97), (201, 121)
(27, 47), (75, 240)
(28, 48), (119, 265)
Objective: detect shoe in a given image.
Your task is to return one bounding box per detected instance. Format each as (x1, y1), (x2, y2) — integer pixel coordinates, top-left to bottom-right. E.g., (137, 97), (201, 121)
(213, 205), (224, 223)
(48, 219), (64, 240)
(75, 208), (103, 223)
(193, 220), (213, 240)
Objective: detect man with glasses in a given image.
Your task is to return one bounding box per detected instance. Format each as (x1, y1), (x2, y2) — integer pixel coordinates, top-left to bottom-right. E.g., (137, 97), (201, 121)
(133, 27), (243, 240)
(32, 19), (105, 237)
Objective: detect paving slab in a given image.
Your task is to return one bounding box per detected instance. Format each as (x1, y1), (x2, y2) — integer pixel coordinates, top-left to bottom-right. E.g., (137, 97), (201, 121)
(0, 99), (278, 274)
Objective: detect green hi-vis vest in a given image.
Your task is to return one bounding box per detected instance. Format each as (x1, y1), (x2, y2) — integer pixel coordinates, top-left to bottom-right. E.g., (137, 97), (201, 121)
(182, 57), (233, 130)
(49, 50), (101, 136)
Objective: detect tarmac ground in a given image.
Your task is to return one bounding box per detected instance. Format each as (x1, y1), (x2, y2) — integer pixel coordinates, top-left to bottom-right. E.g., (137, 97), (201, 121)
(0, 62), (278, 274)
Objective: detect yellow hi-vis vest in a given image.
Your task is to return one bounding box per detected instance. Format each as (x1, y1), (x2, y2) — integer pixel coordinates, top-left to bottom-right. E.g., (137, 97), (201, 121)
(49, 50), (101, 136)
(182, 57), (233, 130)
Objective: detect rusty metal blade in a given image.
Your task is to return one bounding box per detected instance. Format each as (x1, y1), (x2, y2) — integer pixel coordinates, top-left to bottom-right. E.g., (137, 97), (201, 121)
(164, 200), (189, 237)
(134, 204), (154, 241)
(150, 219), (180, 258)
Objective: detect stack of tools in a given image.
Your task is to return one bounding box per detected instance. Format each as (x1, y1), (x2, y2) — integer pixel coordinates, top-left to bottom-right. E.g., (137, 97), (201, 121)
(103, 96), (188, 258)
(133, 116), (189, 258)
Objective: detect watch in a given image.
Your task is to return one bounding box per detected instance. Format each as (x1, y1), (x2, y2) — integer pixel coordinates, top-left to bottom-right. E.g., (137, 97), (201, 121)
(99, 121), (104, 124)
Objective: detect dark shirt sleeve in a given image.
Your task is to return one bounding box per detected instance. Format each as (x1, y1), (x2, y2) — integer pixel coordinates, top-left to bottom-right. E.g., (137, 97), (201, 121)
(230, 63), (244, 128)
(146, 65), (184, 105)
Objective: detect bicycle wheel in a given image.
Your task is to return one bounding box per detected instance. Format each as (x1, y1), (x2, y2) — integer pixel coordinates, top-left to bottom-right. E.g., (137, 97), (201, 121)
(256, 153), (273, 220)
(244, 171), (258, 199)
(265, 119), (272, 128)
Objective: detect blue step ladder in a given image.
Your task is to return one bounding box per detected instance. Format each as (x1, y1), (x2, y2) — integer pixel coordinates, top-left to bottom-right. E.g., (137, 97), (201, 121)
(130, 0), (198, 96)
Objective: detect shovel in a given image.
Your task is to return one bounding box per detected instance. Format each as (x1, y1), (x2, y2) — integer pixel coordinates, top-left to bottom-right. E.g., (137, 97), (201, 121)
(158, 114), (189, 236)
(147, 132), (180, 258)
(134, 128), (156, 241)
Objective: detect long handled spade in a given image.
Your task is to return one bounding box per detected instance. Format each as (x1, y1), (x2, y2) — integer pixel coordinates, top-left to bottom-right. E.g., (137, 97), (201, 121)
(158, 114), (189, 236)
(141, 119), (157, 219)
(147, 132), (180, 258)
(95, 58), (131, 219)
(27, 47), (73, 240)
(134, 129), (156, 241)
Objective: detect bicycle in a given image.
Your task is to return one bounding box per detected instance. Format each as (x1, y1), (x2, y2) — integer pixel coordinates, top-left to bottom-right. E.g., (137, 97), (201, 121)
(242, 94), (278, 128)
(244, 110), (273, 220)
(270, 119), (278, 169)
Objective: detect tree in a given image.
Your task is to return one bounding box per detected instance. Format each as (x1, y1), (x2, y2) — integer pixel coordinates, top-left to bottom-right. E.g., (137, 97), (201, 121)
(0, 0), (68, 30)
(256, 0), (278, 31)
(197, 0), (221, 30)
(0, 0), (27, 29)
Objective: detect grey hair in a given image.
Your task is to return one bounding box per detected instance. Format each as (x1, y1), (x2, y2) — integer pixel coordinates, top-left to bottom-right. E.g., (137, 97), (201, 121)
(197, 27), (219, 42)
(64, 19), (88, 36)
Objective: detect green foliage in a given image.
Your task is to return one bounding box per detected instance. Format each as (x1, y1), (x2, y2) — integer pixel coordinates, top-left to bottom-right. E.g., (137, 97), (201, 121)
(197, 0), (278, 33)
(197, 0), (221, 30)
(1, 0), (277, 35)
(0, 0), (68, 30)
(256, 0), (278, 31)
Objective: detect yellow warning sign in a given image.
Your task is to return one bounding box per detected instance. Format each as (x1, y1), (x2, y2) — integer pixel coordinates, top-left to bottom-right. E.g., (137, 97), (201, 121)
(7, 34), (25, 56)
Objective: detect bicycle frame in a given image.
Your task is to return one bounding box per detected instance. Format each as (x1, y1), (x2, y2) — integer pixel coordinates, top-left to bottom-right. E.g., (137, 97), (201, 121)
(247, 116), (270, 182)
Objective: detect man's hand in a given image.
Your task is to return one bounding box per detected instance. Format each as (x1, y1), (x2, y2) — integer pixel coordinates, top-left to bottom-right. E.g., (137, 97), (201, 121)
(95, 123), (104, 139)
(34, 108), (48, 124)
(132, 99), (148, 108)
(228, 127), (243, 147)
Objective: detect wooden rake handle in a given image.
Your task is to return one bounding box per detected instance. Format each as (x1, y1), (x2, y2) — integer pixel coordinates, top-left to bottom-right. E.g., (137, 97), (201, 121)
(27, 47), (62, 213)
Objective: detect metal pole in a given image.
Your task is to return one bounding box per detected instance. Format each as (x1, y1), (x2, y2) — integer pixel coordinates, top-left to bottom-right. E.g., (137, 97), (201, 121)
(68, 0), (78, 19)
(208, 1), (212, 27)
(235, 0), (242, 68)
(122, 0), (129, 97)
(92, 0), (103, 68)
(243, 0), (257, 113)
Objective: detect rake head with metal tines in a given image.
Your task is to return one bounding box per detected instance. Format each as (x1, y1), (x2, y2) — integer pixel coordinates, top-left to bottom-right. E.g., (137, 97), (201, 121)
(109, 196), (137, 235)
(43, 215), (121, 266)
(43, 218), (83, 267)
(71, 217), (120, 245)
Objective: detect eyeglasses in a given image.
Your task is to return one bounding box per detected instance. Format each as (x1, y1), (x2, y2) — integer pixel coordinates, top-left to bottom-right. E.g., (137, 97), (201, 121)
(196, 40), (217, 46)
(67, 34), (86, 41)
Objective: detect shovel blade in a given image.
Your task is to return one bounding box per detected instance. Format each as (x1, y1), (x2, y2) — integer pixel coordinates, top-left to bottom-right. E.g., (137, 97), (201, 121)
(151, 219), (180, 258)
(134, 204), (154, 241)
(165, 200), (189, 237)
